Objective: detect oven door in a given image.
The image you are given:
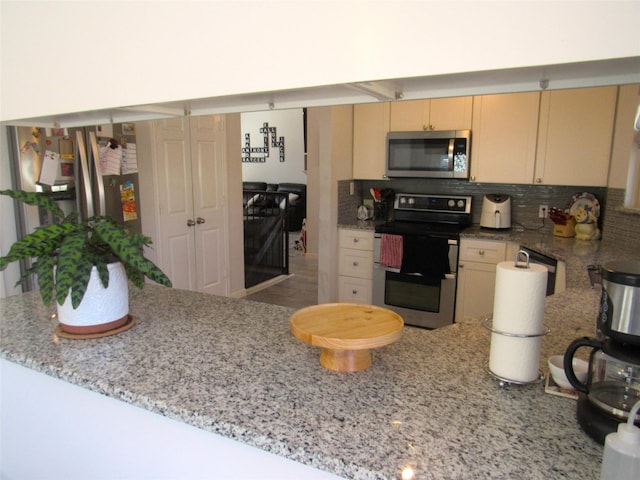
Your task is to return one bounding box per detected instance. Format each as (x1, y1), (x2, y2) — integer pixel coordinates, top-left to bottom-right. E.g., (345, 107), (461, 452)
(372, 266), (456, 329)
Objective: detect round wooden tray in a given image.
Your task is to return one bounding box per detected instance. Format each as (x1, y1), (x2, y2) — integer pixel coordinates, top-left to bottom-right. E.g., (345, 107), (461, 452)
(55, 315), (135, 339)
(290, 303), (403, 372)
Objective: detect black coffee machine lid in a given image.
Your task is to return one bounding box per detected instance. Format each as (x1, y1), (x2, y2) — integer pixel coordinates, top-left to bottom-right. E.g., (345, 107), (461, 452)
(602, 338), (640, 364)
(602, 260), (640, 287)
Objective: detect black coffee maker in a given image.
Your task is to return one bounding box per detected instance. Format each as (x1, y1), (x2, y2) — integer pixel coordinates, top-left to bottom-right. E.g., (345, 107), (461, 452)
(564, 261), (640, 444)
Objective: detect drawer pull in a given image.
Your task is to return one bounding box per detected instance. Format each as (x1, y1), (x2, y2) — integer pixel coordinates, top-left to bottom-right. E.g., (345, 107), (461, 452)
(353, 238), (359, 243)
(479, 250), (485, 256)
(352, 261), (359, 267)
(352, 290), (358, 295)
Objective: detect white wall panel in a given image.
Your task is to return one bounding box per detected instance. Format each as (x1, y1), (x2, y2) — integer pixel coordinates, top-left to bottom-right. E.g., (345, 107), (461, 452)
(1, 1), (639, 122)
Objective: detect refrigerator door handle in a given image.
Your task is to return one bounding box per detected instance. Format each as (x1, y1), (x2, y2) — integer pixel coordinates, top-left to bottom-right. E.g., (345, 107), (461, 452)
(76, 131), (94, 218)
(89, 132), (106, 217)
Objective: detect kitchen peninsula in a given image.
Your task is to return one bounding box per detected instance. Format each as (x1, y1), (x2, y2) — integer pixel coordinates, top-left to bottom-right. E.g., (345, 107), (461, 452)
(1, 265), (614, 480)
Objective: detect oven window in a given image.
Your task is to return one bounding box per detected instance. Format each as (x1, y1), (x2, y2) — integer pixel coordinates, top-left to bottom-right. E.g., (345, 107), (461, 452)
(384, 271), (441, 312)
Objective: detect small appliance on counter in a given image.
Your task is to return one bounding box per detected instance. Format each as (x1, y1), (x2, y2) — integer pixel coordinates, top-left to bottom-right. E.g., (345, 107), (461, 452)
(564, 261), (640, 444)
(480, 194), (511, 229)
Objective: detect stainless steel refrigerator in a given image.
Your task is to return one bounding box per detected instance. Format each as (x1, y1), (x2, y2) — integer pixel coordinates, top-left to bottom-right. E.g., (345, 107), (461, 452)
(5, 124), (143, 292)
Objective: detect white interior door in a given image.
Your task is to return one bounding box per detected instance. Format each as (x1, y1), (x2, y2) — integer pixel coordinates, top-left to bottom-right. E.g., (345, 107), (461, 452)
(153, 116), (228, 295)
(190, 116), (228, 296)
(154, 118), (198, 291)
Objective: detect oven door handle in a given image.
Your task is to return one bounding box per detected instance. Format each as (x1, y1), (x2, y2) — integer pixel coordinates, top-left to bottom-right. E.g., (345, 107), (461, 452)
(374, 263), (456, 280)
(373, 263), (400, 273)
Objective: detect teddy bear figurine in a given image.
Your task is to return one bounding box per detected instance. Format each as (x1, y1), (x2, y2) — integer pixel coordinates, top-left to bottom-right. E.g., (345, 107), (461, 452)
(573, 205), (601, 240)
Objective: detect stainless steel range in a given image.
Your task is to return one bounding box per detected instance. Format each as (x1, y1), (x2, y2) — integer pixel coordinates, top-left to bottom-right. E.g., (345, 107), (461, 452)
(373, 193), (472, 329)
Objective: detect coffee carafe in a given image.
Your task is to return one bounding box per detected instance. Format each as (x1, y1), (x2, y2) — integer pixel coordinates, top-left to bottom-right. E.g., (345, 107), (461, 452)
(563, 261), (640, 444)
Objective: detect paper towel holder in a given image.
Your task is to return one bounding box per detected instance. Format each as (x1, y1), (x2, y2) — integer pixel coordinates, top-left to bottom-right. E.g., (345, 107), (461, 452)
(482, 315), (550, 387)
(514, 250), (531, 269)
(481, 316), (550, 338)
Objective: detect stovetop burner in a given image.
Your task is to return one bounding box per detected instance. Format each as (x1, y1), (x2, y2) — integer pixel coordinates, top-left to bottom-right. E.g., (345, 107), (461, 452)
(375, 193), (472, 238)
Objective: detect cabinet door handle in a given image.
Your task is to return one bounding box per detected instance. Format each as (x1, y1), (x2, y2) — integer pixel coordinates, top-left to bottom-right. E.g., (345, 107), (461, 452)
(187, 219), (196, 227)
(353, 238), (359, 243)
(352, 261), (359, 267)
(535, 178), (543, 184)
(352, 290), (358, 295)
(196, 217), (205, 224)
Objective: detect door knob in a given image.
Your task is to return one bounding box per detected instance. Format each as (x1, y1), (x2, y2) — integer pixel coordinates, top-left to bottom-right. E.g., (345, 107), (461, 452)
(196, 217), (205, 224)
(187, 219), (196, 227)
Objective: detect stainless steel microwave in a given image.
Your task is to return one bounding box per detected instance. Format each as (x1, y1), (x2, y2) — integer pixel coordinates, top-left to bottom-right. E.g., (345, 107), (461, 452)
(386, 130), (471, 179)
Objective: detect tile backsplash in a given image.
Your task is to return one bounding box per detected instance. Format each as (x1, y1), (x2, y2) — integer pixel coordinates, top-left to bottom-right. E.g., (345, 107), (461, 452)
(338, 179), (640, 244)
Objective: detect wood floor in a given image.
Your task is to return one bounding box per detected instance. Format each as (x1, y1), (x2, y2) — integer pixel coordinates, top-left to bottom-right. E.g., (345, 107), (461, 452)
(243, 239), (318, 310)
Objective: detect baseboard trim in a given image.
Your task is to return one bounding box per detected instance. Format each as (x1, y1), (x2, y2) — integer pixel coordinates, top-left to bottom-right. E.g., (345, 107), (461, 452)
(242, 273), (295, 297)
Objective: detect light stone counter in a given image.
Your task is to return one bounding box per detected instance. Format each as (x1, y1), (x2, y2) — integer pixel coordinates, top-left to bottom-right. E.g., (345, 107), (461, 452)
(460, 225), (639, 289)
(0, 285), (606, 479)
(339, 221), (640, 289)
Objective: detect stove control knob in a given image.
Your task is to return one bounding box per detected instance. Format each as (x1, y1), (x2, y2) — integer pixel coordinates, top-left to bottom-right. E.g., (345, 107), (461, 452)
(408, 197), (415, 205)
(457, 200), (465, 208)
(448, 199), (455, 207)
(399, 197), (407, 204)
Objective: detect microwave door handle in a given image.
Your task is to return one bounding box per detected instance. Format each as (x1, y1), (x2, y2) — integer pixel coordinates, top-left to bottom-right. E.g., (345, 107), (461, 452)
(448, 138), (455, 168)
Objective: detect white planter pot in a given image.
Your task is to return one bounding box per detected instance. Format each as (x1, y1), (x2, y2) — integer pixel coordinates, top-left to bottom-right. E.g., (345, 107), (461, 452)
(57, 262), (130, 334)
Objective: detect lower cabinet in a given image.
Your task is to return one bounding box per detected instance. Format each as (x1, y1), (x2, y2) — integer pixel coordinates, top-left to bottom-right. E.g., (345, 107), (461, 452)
(338, 229), (373, 303)
(456, 239), (508, 322)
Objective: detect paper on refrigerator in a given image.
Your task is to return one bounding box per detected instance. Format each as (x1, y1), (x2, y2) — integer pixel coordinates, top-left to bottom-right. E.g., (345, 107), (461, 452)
(100, 144), (123, 176)
(39, 150), (59, 186)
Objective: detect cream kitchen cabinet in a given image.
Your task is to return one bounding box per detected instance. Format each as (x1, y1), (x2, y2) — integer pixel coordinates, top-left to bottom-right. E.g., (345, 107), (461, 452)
(352, 102), (390, 179)
(455, 239), (507, 322)
(534, 86), (617, 186)
(389, 97), (473, 132)
(470, 92), (541, 184)
(470, 86), (617, 186)
(338, 228), (374, 303)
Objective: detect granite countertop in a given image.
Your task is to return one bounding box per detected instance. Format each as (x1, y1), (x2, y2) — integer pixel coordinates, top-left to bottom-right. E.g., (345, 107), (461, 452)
(1, 285), (606, 479)
(339, 222), (639, 289)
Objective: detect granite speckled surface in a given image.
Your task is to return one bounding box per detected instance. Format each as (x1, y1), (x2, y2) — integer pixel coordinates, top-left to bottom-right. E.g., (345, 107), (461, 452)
(339, 221), (640, 289)
(460, 225), (639, 289)
(1, 284), (607, 480)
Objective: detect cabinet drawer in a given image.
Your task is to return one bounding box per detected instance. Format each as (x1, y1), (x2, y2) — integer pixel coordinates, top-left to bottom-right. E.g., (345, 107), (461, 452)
(338, 229), (374, 252)
(459, 240), (506, 264)
(338, 276), (372, 304)
(338, 248), (373, 279)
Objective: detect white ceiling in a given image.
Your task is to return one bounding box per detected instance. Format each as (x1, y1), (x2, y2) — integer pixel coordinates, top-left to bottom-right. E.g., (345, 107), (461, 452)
(5, 57), (640, 128)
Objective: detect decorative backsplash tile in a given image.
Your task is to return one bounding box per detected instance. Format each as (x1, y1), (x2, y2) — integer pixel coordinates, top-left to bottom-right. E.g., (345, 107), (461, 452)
(338, 179), (640, 245)
(602, 188), (640, 243)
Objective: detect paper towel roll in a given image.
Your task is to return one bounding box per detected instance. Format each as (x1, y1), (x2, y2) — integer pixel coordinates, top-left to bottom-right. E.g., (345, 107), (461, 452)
(492, 261), (548, 335)
(489, 334), (541, 382)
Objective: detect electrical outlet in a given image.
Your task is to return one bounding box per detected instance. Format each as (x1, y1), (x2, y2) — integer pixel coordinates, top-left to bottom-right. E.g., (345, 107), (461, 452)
(538, 205), (548, 218)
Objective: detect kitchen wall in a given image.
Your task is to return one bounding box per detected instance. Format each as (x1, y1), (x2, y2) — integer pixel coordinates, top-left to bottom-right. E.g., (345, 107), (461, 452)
(240, 109), (306, 184)
(339, 179), (640, 243)
(602, 188), (640, 243)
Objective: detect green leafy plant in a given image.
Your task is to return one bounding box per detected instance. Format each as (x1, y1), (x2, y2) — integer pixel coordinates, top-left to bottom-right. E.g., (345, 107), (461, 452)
(0, 189), (172, 308)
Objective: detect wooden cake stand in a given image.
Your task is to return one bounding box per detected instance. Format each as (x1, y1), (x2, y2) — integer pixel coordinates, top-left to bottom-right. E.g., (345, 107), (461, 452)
(290, 303), (403, 372)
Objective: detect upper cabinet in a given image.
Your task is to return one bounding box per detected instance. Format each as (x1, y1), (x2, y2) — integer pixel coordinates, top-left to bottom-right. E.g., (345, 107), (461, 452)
(470, 86), (618, 186)
(353, 98), (473, 179)
(534, 86), (617, 186)
(608, 84), (640, 189)
(352, 86), (620, 185)
(353, 102), (390, 180)
(389, 97), (473, 132)
(470, 92), (541, 184)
